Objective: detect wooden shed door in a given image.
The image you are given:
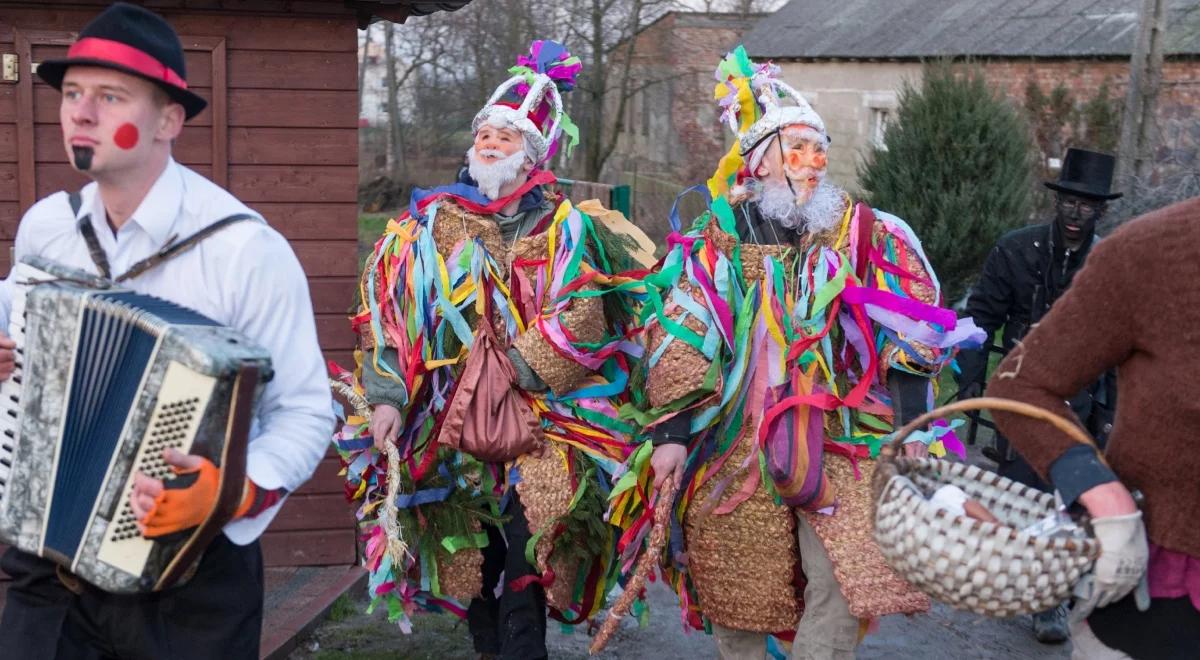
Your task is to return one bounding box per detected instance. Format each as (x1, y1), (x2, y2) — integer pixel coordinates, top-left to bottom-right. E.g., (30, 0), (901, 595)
(0, 26), (226, 270)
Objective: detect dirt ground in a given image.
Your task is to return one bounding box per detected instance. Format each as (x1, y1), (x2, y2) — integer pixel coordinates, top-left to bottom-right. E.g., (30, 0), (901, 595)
(290, 578), (1071, 660)
(293, 428), (1074, 659)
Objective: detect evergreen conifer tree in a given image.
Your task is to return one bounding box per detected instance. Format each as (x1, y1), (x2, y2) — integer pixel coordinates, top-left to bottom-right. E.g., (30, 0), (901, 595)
(859, 61), (1036, 301)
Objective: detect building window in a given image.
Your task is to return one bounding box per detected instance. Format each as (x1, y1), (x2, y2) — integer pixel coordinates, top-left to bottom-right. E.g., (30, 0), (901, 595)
(870, 107), (891, 150)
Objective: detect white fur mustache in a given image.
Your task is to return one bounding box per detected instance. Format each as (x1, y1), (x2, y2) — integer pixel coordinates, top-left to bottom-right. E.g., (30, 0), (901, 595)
(476, 148), (508, 160)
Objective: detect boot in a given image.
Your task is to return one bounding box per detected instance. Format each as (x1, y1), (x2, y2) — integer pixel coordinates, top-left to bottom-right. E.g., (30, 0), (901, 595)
(1032, 603), (1069, 644)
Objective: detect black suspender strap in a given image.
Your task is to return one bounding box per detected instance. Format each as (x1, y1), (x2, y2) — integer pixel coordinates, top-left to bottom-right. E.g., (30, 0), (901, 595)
(71, 190), (113, 280)
(114, 214), (256, 283)
(71, 188), (257, 283)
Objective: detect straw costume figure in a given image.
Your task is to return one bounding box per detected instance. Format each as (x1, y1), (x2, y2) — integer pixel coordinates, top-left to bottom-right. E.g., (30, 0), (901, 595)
(613, 47), (984, 659)
(331, 41), (648, 659)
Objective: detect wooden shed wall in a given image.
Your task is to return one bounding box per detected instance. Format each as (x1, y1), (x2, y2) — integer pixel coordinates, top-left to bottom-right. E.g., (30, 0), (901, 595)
(0, 1), (361, 567)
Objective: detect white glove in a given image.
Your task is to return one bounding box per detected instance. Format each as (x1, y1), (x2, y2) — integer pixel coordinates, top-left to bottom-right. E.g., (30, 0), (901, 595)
(1072, 511), (1150, 622)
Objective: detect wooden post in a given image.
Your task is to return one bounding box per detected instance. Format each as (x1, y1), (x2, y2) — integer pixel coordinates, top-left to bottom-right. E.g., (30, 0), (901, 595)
(1116, 0), (1168, 200)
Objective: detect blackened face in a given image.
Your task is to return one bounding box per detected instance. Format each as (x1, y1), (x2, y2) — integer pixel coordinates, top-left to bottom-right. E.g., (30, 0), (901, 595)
(1054, 192), (1105, 249)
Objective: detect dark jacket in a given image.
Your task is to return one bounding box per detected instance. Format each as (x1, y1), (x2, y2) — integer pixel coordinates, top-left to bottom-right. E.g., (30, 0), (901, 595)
(958, 221), (1116, 439)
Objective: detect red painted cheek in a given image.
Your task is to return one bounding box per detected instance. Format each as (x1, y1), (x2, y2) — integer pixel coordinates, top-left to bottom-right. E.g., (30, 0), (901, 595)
(113, 123), (139, 150)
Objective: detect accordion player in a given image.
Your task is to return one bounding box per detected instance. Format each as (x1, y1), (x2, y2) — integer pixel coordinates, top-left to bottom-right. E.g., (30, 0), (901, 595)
(0, 256), (273, 593)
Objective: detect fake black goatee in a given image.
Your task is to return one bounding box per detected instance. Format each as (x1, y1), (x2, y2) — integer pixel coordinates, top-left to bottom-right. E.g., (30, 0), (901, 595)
(72, 146), (94, 171)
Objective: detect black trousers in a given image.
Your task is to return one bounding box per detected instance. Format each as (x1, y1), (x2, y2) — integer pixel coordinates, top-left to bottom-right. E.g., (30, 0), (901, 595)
(1089, 592), (1200, 660)
(0, 534), (263, 660)
(465, 492), (547, 660)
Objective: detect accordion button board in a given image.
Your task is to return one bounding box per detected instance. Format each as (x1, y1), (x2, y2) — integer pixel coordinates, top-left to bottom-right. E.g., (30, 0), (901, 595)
(95, 361), (215, 576)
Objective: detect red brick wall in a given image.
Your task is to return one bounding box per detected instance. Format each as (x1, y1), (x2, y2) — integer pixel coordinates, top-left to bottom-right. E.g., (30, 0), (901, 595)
(980, 58), (1200, 184)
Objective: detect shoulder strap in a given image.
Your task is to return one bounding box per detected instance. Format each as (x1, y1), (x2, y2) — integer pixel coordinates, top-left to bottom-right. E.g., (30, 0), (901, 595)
(854, 202), (876, 283)
(115, 213), (258, 283)
(71, 188), (114, 280)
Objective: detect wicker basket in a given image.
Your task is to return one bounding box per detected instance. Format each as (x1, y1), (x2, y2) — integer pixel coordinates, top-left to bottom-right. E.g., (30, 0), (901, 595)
(872, 397), (1100, 617)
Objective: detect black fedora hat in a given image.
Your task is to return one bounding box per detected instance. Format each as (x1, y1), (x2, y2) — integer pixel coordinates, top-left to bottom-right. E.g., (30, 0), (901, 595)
(1044, 148), (1123, 200)
(36, 3), (206, 120)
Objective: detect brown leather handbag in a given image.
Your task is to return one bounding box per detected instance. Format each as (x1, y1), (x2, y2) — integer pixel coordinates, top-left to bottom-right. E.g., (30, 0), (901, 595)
(437, 300), (544, 462)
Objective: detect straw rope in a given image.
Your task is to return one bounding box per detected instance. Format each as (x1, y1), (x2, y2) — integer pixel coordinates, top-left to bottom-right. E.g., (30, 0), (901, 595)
(331, 378), (411, 568)
(589, 475), (678, 655)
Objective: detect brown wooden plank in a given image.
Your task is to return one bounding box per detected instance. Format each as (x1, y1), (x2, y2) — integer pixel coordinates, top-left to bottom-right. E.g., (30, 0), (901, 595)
(0, 165), (18, 203)
(0, 9), (354, 51)
(172, 15), (353, 51)
(209, 37), (228, 188)
(260, 529), (355, 566)
(0, 86), (13, 125)
(316, 312), (355, 349)
(291, 239), (358, 277)
(0, 126), (15, 163)
(228, 50), (357, 90)
(228, 89), (356, 128)
(229, 128), (357, 166)
(267, 493), (355, 532)
(255, 203), (358, 240)
(0, 239), (14, 274)
(0, 203), (19, 240)
(16, 31), (36, 213)
(228, 165), (357, 203)
(307, 277), (356, 314)
(294, 455), (347, 496)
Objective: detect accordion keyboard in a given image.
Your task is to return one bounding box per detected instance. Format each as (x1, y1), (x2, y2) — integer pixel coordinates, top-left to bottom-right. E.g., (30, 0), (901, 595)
(0, 275), (27, 498)
(96, 361), (215, 576)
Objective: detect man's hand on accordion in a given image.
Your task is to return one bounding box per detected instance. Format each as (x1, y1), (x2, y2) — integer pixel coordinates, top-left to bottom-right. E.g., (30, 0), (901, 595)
(132, 448), (259, 538)
(0, 330), (16, 381)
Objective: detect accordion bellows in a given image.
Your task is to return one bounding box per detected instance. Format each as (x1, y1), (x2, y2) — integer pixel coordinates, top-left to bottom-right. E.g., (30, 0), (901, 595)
(0, 258), (271, 593)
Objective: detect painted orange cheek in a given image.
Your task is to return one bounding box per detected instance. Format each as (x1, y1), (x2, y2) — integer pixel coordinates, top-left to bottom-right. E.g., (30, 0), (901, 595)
(113, 123), (139, 150)
(813, 153), (827, 168)
(785, 151), (804, 169)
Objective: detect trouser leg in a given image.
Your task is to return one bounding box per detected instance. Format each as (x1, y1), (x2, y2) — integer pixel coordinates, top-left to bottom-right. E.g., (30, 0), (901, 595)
(791, 514), (860, 660)
(710, 623), (766, 660)
(495, 493), (546, 660)
(0, 535), (262, 660)
(467, 522), (506, 655)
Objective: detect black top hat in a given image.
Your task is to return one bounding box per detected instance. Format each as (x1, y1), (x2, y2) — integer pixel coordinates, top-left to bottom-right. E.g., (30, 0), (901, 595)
(36, 3), (206, 120)
(1043, 148), (1123, 200)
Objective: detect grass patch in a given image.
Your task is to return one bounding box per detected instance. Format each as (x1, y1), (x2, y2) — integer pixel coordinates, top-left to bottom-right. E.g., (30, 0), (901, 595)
(358, 213), (390, 247)
(327, 594), (359, 623)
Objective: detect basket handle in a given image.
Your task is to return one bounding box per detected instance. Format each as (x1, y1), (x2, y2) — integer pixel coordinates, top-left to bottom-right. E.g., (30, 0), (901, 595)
(883, 396), (1096, 459)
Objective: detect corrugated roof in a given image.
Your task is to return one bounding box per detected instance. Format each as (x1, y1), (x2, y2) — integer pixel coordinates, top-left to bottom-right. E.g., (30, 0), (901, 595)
(744, 0), (1200, 59)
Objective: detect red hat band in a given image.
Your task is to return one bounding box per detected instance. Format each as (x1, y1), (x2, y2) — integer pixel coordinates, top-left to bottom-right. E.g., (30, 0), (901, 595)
(67, 37), (188, 90)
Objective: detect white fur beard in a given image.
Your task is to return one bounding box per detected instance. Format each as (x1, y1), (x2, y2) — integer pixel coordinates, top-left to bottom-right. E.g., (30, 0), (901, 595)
(752, 178), (845, 234)
(467, 147), (528, 200)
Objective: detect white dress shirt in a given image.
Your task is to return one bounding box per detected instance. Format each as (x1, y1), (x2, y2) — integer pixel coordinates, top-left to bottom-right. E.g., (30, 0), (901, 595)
(0, 159), (334, 544)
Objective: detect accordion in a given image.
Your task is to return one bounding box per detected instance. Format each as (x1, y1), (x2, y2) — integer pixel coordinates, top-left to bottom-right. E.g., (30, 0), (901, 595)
(0, 257), (272, 593)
